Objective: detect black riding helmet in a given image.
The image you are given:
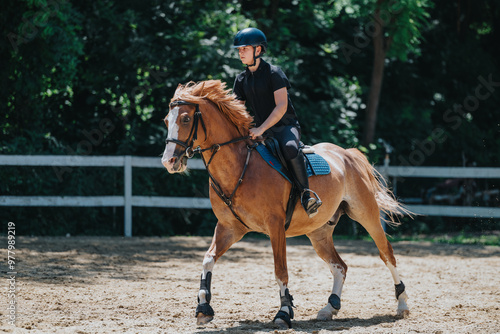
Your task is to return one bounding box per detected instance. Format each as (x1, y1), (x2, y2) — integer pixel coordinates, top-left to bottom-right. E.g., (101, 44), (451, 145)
(233, 28), (267, 66)
(232, 27), (268, 53)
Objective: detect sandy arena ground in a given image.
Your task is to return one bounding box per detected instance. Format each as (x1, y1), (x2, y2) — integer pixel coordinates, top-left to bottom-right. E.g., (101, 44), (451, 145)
(1, 235), (499, 334)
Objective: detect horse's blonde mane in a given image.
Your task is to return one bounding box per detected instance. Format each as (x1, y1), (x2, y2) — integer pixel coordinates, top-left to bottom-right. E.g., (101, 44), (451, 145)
(172, 80), (253, 133)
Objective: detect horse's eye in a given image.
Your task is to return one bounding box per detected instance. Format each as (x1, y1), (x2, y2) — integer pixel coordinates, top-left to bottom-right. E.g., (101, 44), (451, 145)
(182, 116), (191, 124)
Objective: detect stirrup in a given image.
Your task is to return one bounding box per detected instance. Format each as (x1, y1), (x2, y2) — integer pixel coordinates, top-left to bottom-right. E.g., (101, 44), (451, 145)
(301, 189), (322, 218)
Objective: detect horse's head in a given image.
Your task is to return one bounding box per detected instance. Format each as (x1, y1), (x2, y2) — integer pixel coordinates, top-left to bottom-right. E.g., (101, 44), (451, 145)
(161, 80), (253, 173)
(161, 100), (205, 173)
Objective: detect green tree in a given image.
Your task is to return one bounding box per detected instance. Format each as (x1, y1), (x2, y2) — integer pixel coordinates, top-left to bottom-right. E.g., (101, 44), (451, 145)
(336, 0), (432, 145)
(1, 0), (84, 153)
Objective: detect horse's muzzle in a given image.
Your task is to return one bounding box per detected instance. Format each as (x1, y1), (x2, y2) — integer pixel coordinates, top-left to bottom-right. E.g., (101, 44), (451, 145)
(163, 155), (188, 173)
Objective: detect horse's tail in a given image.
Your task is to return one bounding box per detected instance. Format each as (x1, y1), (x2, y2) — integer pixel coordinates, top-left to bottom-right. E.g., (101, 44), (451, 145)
(347, 148), (412, 226)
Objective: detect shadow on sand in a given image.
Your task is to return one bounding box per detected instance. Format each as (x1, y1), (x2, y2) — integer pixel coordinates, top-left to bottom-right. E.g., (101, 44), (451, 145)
(194, 313), (403, 333)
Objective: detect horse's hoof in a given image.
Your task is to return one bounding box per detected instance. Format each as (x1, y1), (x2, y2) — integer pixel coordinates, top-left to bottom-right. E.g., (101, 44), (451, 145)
(316, 312), (332, 321)
(196, 314), (214, 325)
(317, 304), (338, 320)
(273, 310), (292, 329)
(273, 317), (290, 329)
(396, 309), (410, 318)
(195, 303), (214, 325)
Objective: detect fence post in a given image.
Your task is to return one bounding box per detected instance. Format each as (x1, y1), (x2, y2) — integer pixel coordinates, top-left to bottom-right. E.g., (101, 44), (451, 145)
(124, 156), (132, 237)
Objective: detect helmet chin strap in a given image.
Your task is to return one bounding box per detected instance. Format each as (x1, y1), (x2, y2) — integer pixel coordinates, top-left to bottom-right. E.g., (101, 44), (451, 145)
(248, 46), (262, 68)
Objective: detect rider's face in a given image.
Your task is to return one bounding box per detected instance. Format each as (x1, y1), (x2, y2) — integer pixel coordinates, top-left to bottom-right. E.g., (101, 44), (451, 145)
(237, 46), (260, 65)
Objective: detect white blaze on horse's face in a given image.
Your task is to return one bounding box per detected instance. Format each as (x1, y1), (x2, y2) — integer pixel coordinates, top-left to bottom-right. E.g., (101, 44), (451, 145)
(162, 106), (187, 173)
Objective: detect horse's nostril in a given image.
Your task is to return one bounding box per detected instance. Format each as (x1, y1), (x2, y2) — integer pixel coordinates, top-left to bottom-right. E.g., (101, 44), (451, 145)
(169, 157), (177, 164)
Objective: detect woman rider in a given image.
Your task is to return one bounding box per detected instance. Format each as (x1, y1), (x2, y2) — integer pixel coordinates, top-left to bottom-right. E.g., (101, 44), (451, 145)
(232, 27), (322, 218)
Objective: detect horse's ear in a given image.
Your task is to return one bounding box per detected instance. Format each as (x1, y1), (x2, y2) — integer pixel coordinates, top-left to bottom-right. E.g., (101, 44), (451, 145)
(176, 83), (182, 89)
(173, 83), (183, 97)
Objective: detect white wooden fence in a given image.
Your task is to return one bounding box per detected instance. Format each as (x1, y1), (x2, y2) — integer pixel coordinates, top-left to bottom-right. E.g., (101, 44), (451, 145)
(1, 155), (499, 236)
(378, 165), (500, 219)
(0, 155), (210, 237)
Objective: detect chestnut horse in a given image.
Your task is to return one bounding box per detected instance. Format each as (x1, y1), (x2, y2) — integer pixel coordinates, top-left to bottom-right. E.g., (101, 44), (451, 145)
(162, 80), (409, 329)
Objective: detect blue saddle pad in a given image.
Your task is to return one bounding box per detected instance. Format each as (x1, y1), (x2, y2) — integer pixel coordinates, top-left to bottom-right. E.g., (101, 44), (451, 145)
(255, 144), (331, 182)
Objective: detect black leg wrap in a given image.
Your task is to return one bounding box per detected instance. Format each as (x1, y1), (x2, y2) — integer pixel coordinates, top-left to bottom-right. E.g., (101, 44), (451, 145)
(195, 303), (214, 317)
(195, 272), (213, 318)
(395, 281), (405, 300)
(273, 288), (295, 328)
(328, 294), (341, 310)
(197, 272), (212, 304)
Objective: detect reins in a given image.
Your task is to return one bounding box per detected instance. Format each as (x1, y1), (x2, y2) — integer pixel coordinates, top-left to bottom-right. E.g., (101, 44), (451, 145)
(165, 100), (255, 229)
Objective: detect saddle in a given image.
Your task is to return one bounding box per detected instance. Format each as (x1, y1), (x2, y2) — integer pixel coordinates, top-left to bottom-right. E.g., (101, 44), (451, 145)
(255, 138), (330, 230)
(263, 137), (293, 181)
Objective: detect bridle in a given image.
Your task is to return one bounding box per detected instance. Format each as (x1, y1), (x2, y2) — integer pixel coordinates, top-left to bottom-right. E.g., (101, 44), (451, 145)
(165, 100), (207, 159)
(165, 100), (255, 229)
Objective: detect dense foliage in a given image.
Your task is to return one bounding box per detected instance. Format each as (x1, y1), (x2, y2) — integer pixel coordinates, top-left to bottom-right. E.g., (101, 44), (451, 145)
(1, 0), (498, 236)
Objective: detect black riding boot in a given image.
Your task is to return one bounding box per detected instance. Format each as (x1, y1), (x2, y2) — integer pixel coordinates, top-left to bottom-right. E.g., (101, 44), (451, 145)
(288, 151), (322, 218)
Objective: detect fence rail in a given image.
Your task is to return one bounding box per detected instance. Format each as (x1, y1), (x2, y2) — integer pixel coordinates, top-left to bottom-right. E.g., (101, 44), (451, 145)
(0, 155), (210, 237)
(1, 155), (499, 236)
(377, 165), (500, 219)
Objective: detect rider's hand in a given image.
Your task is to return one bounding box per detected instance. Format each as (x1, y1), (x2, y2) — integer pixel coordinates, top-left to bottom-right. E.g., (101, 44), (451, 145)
(249, 127), (265, 140)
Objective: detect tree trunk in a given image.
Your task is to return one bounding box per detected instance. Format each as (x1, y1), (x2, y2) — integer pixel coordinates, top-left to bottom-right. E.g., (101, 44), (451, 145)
(362, 4), (389, 146)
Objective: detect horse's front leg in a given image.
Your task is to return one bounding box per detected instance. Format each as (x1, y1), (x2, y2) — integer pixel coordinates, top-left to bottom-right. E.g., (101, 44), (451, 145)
(196, 221), (246, 325)
(269, 224), (294, 329)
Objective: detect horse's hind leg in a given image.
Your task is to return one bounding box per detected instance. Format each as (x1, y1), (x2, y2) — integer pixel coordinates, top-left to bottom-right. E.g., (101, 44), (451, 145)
(346, 200), (410, 317)
(196, 221), (246, 325)
(306, 221), (347, 320)
(369, 226), (409, 316)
